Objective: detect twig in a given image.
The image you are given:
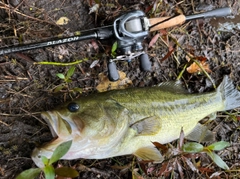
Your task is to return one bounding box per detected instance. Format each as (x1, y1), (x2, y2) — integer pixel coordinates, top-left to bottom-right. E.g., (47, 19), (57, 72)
(0, 112), (41, 117)
(0, 2), (56, 26)
(177, 63), (188, 80)
(0, 120), (10, 127)
(20, 108), (45, 125)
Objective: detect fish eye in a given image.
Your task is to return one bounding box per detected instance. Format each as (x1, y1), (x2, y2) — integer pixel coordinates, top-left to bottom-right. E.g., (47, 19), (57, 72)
(67, 102), (80, 112)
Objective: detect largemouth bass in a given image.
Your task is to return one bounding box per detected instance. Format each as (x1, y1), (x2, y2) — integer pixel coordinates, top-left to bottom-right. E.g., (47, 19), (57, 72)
(32, 76), (240, 168)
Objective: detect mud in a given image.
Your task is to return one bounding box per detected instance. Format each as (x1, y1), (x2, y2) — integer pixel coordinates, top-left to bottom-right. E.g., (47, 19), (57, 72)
(0, 0), (239, 178)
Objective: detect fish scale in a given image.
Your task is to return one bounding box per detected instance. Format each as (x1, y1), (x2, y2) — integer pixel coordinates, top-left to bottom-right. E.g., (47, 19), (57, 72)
(110, 87), (223, 125)
(31, 76), (240, 168)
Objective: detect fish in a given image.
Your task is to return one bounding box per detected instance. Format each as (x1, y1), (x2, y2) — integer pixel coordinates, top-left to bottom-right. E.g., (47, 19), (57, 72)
(32, 76), (240, 168)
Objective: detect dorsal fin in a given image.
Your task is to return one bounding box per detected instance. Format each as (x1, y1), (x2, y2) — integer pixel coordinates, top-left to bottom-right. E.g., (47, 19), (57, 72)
(157, 81), (189, 94)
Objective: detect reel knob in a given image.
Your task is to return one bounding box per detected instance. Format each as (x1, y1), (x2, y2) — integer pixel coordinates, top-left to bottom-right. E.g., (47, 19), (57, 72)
(140, 54), (151, 71)
(108, 61), (119, 81)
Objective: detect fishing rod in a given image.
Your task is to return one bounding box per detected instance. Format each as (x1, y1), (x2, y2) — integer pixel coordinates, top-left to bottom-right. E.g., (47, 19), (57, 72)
(0, 7), (231, 81)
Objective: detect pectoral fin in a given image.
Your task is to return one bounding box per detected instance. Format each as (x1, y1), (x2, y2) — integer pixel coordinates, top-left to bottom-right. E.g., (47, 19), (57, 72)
(130, 116), (161, 135)
(186, 123), (215, 142)
(134, 146), (164, 162)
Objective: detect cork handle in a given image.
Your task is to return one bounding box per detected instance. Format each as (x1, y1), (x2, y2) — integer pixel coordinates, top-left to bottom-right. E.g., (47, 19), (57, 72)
(149, 15), (186, 32)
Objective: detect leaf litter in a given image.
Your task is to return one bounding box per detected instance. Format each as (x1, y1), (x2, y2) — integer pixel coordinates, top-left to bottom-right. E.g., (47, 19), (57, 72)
(0, 0), (240, 179)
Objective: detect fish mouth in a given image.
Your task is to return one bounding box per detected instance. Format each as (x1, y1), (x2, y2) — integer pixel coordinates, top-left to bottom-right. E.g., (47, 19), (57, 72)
(41, 111), (58, 138)
(31, 148), (45, 168)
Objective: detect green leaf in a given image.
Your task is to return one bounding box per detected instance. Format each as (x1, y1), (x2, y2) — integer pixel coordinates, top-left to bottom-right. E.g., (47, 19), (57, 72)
(43, 165), (55, 179)
(183, 142), (204, 153)
(73, 87), (83, 93)
(66, 66), (76, 80)
(111, 41), (118, 53)
(49, 140), (72, 165)
(65, 79), (72, 83)
(16, 168), (41, 179)
(56, 73), (65, 79)
(55, 167), (79, 178)
(207, 141), (230, 151)
(206, 151), (229, 170)
(53, 84), (65, 93)
(41, 156), (49, 165)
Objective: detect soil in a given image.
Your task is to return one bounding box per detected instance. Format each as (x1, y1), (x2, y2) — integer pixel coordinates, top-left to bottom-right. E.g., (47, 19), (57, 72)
(0, 0), (240, 179)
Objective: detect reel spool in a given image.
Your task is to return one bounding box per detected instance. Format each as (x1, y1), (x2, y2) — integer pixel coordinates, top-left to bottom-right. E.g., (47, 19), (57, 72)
(108, 10), (151, 81)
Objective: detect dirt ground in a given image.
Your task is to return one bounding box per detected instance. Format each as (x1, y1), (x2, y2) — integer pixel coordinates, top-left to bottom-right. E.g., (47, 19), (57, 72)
(0, 0), (240, 178)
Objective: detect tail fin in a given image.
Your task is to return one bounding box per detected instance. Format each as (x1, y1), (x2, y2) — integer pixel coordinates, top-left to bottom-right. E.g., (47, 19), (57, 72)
(218, 76), (240, 110)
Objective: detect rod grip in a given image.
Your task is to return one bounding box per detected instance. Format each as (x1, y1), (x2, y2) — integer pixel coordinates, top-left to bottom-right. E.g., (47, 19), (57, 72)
(149, 15), (186, 32)
(185, 7), (232, 21)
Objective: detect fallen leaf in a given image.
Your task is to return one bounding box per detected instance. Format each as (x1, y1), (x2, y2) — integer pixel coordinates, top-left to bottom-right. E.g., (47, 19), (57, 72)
(148, 33), (160, 48)
(157, 161), (171, 177)
(159, 29), (168, 36)
(145, 5), (153, 13)
(56, 17), (70, 25)
(160, 48), (174, 62)
(196, 56), (207, 62)
(176, 160), (184, 179)
(90, 60), (99, 68)
(89, 4), (99, 14)
(179, 127), (185, 149)
(91, 40), (99, 50)
(186, 56), (211, 74)
(187, 62), (211, 74)
(96, 71), (132, 92)
(152, 142), (168, 154)
(182, 156), (197, 172)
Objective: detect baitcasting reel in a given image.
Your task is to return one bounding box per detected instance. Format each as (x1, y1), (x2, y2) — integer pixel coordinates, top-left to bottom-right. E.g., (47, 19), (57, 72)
(108, 10), (151, 81)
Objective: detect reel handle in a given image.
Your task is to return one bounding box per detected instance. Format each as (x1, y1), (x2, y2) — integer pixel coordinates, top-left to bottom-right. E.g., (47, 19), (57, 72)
(108, 61), (119, 81)
(140, 54), (151, 71)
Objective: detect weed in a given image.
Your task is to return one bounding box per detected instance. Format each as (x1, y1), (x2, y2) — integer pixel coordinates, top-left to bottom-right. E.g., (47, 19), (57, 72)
(183, 141), (230, 170)
(16, 140), (79, 179)
(53, 66), (82, 94)
(147, 130), (231, 178)
(111, 41), (117, 58)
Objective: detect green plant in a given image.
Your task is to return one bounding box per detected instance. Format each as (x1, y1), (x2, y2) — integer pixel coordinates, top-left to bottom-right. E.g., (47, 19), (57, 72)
(111, 41), (117, 58)
(17, 140), (79, 179)
(54, 66), (82, 93)
(183, 141), (230, 170)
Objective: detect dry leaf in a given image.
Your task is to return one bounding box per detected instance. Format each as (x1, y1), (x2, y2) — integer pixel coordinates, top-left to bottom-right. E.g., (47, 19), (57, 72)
(160, 48), (174, 62)
(148, 33), (160, 48)
(176, 160), (184, 179)
(179, 127), (185, 149)
(56, 17), (70, 25)
(187, 62), (211, 74)
(186, 56), (211, 74)
(152, 142), (168, 154)
(96, 71), (132, 92)
(91, 40), (99, 50)
(90, 60), (99, 68)
(182, 156), (197, 172)
(89, 4), (99, 14)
